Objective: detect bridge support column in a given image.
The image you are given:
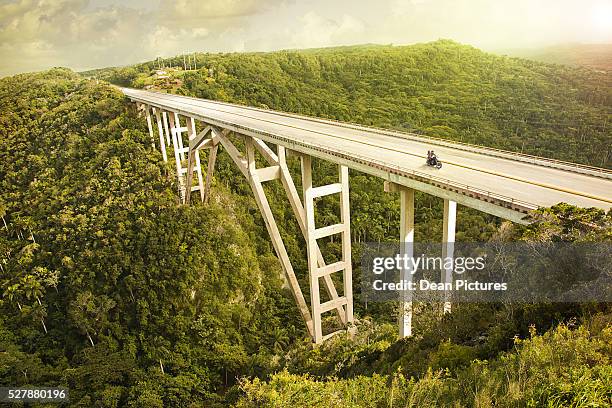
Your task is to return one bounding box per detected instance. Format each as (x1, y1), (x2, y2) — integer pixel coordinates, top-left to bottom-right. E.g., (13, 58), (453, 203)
(184, 117), (205, 203)
(144, 105), (156, 150)
(168, 113), (186, 202)
(339, 165), (354, 332)
(302, 155), (353, 344)
(203, 143), (218, 203)
(277, 147), (349, 328)
(384, 181), (415, 338)
(172, 113), (187, 161)
(442, 199), (456, 314)
(162, 111), (171, 147)
(152, 108), (168, 162)
(399, 186), (415, 338)
(216, 131), (315, 338)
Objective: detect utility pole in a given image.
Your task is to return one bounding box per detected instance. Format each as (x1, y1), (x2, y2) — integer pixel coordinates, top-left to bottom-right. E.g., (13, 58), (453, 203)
(194, 53), (197, 70)
(183, 54), (187, 71)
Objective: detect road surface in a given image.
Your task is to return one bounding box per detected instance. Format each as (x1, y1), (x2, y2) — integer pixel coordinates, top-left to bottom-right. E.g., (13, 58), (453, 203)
(122, 88), (612, 221)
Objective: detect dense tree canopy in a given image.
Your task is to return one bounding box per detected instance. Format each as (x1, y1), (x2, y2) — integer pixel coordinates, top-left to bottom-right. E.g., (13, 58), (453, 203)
(2, 41), (610, 406)
(0, 69), (305, 406)
(91, 40), (611, 168)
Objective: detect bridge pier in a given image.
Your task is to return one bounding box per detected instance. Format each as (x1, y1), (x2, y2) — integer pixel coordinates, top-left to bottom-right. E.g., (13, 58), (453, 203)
(217, 132), (316, 338)
(167, 113), (186, 202)
(203, 143), (218, 203)
(152, 107), (168, 162)
(277, 147), (349, 330)
(302, 155), (354, 343)
(143, 104), (156, 150)
(184, 118), (205, 203)
(386, 182), (457, 338)
(162, 111), (171, 147)
(162, 114), (205, 204)
(138, 101), (459, 341)
(173, 113), (187, 162)
(442, 199), (456, 314)
(398, 186), (415, 338)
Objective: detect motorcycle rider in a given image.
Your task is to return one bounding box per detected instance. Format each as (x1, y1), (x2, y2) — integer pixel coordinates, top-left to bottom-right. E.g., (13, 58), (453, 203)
(429, 150), (438, 166)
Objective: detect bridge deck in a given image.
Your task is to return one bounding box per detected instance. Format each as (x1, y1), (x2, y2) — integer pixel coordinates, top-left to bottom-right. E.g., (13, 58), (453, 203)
(122, 88), (612, 222)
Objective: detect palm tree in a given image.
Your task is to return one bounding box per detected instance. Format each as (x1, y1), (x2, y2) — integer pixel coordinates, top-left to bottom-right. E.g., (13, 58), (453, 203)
(0, 203), (7, 231)
(3, 283), (23, 311)
(20, 275), (47, 333)
(271, 327), (289, 353)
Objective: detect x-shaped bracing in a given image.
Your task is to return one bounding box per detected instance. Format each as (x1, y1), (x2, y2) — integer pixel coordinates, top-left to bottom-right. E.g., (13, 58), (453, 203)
(140, 105), (355, 343)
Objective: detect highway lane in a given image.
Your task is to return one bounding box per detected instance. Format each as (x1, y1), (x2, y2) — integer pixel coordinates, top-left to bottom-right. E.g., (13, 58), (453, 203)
(122, 88), (612, 213)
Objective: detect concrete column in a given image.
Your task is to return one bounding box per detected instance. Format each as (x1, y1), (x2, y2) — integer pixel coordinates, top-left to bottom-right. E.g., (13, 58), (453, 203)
(301, 155), (322, 344)
(173, 112), (186, 161)
(144, 105), (156, 150)
(399, 187), (415, 338)
(168, 113), (185, 203)
(188, 118), (205, 202)
(442, 199), (456, 314)
(339, 165), (354, 327)
(203, 144), (218, 203)
(162, 111), (171, 147)
(153, 108), (168, 162)
(245, 136), (256, 173)
(185, 148), (195, 204)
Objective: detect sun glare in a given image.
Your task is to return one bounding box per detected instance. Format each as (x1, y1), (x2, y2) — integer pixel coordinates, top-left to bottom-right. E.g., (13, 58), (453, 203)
(590, 3), (612, 34)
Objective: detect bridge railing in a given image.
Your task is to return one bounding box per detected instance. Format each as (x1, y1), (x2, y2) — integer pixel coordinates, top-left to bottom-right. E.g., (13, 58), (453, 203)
(126, 91), (540, 215)
(133, 88), (611, 179)
(280, 117), (611, 179)
(330, 147), (539, 214)
(247, 124), (539, 214)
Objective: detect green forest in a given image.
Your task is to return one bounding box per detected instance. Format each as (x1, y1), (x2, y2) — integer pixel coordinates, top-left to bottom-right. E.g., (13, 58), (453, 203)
(1, 41), (611, 407)
(91, 40), (611, 168)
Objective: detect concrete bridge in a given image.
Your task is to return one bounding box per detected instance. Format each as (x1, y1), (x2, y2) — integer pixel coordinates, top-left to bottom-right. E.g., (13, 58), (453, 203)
(123, 87), (612, 344)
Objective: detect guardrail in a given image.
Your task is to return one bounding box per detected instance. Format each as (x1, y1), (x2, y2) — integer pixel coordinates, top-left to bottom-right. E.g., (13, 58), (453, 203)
(274, 130), (538, 214)
(124, 87), (611, 179)
(358, 127), (612, 180)
(124, 91), (566, 215)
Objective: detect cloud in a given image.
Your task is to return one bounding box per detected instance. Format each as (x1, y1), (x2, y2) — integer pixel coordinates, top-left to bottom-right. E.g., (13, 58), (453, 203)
(162, 0), (262, 18)
(290, 12), (365, 48)
(0, 0), (208, 74)
(0, 0), (294, 75)
(0, 0), (610, 77)
(158, 0), (286, 27)
(146, 26), (211, 57)
(0, 0), (143, 48)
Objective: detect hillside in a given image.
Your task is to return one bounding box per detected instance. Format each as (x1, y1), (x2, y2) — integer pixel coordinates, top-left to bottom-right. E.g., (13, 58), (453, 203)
(89, 40), (611, 169)
(0, 69), (306, 405)
(237, 321), (612, 407)
(497, 43), (612, 72)
(1, 42), (610, 407)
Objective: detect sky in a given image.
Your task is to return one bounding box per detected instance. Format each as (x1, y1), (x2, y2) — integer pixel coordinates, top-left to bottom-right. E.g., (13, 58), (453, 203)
(0, 0), (611, 76)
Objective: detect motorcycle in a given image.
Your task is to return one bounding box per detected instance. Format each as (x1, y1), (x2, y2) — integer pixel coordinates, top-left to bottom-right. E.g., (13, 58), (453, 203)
(426, 156), (442, 169)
